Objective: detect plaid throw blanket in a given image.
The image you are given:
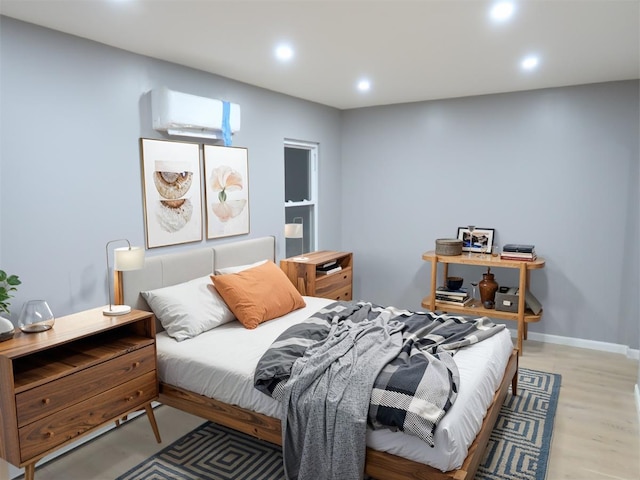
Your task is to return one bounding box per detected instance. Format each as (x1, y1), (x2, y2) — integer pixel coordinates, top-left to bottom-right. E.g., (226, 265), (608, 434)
(254, 301), (505, 447)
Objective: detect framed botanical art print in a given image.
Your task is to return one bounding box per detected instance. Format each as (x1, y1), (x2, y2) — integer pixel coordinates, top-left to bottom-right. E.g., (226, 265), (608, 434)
(203, 145), (249, 239)
(457, 226), (495, 253)
(140, 138), (203, 248)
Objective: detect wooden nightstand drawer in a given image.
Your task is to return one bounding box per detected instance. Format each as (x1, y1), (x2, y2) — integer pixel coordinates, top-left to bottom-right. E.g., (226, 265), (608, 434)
(314, 268), (352, 298)
(18, 371), (157, 461)
(322, 286), (352, 302)
(16, 345), (156, 427)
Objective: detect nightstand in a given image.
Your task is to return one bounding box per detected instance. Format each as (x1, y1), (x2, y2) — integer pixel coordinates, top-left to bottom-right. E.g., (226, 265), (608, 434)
(0, 307), (160, 480)
(280, 251), (353, 301)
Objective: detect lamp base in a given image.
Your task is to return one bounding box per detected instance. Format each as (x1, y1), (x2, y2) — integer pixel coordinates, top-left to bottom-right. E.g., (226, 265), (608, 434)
(103, 305), (132, 316)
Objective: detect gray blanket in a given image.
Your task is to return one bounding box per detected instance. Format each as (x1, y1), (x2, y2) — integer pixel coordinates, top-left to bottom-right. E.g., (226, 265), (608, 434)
(281, 305), (403, 480)
(254, 301), (506, 480)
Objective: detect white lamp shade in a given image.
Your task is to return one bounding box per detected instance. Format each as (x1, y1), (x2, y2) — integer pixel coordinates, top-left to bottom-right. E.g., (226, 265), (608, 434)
(113, 246), (145, 271)
(284, 223), (303, 239)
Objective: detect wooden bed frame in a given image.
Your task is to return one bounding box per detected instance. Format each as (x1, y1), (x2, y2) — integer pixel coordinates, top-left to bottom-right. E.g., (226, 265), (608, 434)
(115, 236), (518, 480)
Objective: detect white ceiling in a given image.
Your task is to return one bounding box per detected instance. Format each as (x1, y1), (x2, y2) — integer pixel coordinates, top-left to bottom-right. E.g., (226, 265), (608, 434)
(1, 0), (638, 109)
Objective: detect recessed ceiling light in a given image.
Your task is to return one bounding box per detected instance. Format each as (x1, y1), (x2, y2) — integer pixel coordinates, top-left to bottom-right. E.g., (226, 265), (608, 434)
(490, 1), (515, 21)
(357, 79), (371, 92)
(275, 44), (294, 62)
(521, 55), (540, 71)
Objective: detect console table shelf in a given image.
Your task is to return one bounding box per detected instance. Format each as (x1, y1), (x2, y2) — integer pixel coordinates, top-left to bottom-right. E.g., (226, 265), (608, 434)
(422, 251), (545, 355)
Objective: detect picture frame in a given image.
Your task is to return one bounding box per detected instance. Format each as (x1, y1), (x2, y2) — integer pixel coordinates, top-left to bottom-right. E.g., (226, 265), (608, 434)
(203, 145), (250, 239)
(457, 227), (495, 253)
(140, 138), (203, 248)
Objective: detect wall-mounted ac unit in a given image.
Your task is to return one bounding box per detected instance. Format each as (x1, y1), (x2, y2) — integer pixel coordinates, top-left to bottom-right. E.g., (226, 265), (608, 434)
(151, 86), (241, 140)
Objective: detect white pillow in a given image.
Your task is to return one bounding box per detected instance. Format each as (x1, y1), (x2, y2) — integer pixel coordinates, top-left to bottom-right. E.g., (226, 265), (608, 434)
(214, 259), (268, 275)
(141, 275), (234, 341)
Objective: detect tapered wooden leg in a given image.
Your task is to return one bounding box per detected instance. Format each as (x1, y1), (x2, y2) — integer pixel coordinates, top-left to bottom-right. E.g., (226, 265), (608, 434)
(145, 403), (162, 443)
(511, 352), (519, 395)
(24, 462), (35, 480)
(115, 414), (128, 428)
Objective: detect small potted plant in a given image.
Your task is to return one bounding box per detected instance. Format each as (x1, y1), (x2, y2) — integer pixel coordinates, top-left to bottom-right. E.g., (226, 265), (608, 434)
(0, 270), (21, 341)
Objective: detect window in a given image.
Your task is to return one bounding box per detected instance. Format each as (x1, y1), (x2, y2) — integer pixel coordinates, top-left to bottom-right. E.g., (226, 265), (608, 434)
(284, 140), (318, 258)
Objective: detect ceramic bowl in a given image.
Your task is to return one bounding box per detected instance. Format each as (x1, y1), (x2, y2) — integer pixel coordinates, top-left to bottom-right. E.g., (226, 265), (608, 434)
(446, 276), (464, 290)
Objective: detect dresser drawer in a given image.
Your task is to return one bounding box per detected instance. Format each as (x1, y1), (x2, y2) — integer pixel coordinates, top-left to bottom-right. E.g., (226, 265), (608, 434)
(16, 345), (155, 427)
(19, 371), (157, 461)
(314, 268), (352, 297)
(322, 286), (352, 302)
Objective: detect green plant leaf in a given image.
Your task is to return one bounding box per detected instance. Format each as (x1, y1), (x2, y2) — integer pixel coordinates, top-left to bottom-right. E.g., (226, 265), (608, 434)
(0, 270), (20, 315)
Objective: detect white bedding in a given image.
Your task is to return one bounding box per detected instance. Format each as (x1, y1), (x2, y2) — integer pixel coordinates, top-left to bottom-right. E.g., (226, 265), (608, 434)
(156, 296), (513, 472)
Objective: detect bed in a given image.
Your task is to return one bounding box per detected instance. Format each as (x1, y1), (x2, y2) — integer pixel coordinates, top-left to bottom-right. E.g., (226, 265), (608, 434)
(115, 236), (518, 480)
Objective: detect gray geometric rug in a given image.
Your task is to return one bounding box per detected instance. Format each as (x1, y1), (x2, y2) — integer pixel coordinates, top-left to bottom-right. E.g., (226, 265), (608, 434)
(117, 368), (560, 480)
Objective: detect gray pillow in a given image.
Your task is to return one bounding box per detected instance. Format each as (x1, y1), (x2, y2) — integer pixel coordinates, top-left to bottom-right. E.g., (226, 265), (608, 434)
(142, 275), (234, 341)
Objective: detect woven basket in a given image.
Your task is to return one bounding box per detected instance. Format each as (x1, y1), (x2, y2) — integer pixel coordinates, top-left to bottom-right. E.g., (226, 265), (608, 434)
(435, 238), (463, 256)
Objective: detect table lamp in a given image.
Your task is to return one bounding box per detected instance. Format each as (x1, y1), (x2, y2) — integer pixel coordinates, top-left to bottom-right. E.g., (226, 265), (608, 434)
(104, 239), (144, 316)
(284, 217), (307, 261)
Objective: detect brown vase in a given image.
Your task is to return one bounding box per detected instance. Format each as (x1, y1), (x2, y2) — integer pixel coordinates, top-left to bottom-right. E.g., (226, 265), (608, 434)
(479, 268), (499, 305)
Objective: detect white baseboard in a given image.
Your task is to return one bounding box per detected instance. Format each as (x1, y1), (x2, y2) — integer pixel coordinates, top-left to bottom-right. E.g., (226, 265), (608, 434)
(507, 328), (640, 360)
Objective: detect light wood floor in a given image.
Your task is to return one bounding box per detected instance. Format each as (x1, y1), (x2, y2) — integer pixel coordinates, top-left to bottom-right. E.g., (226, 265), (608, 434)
(517, 341), (639, 480)
(1, 341), (638, 480)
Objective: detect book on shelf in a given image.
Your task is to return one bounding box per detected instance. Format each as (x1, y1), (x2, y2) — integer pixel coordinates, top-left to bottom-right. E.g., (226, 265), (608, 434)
(318, 260), (338, 270)
(500, 250), (536, 258)
(317, 265), (342, 275)
(500, 254), (537, 262)
(502, 244), (535, 253)
(435, 292), (470, 301)
(435, 287), (468, 298)
(436, 296), (473, 307)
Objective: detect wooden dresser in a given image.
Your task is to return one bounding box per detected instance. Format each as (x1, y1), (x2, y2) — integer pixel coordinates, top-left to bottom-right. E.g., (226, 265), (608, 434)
(0, 308), (160, 480)
(280, 250), (353, 301)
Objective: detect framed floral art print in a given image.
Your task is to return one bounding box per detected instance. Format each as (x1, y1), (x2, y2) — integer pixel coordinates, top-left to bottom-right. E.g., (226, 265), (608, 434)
(203, 145), (249, 239)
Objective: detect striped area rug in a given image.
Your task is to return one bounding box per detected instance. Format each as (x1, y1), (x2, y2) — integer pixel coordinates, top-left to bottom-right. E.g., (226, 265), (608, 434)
(117, 368), (560, 480)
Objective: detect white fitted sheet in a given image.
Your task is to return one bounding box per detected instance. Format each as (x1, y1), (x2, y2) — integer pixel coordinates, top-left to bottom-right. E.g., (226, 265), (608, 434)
(156, 296), (513, 472)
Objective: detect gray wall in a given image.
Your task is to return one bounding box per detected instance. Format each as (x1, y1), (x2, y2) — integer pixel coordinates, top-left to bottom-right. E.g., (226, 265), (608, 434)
(341, 81), (639, 349)
(1, 17), (639, 353)
(0, 17), (342, 320)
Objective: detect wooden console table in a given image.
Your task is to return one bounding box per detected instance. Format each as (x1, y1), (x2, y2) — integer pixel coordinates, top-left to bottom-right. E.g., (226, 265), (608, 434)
(422, 251), (545, 354)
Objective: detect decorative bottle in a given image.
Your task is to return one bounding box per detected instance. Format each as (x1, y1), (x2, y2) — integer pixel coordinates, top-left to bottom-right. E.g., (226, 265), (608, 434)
(479, 268), (499, 307)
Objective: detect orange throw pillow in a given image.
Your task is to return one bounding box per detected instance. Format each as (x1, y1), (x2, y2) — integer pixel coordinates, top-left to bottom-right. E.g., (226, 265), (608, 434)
(211, 260), (306, 329)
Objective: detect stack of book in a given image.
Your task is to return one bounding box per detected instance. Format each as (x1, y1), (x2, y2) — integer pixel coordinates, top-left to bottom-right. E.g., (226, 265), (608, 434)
(500, 244), (537, 261)
(316, 261), (342, 275)
(435, 287), (473, 306)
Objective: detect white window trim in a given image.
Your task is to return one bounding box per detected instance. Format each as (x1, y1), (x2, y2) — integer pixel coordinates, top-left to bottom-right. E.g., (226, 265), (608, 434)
(284, 139), (318, 251)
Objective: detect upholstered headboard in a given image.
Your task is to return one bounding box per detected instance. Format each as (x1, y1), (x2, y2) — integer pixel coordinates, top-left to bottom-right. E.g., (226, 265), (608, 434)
(115, 236), (276, 314)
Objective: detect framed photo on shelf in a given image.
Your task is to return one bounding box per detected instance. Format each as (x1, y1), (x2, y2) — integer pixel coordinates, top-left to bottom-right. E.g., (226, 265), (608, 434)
(140, 138), (203, 248)
(203, 145), (250, 239)
(457, 227), (495, 253)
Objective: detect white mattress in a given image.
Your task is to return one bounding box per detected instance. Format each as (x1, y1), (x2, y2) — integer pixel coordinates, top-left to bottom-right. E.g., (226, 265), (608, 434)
(156, 296), (513, 472)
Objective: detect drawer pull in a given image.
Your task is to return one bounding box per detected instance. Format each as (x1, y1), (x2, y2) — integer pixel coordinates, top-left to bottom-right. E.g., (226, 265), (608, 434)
(132, 361), (141, 368)
(45, 431), (54, 439)
(42, 398), (50, 405)
(126, 390), (144, 402)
